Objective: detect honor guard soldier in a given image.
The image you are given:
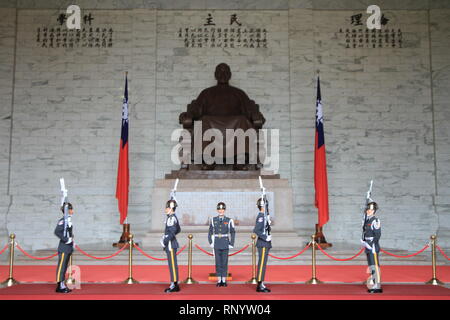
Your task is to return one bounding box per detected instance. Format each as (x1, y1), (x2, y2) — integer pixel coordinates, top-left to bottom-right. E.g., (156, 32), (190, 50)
(208, 202), (236, 287)
(161, 199), (181, 293)
(54, 202), (74, 293)
(360, 201), (382, 293)
(253, 198), (272, 292)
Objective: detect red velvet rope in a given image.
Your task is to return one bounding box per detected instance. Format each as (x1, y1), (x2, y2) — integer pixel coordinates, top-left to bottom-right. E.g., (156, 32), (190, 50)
(228, 244), (250, 256)
(380, 245), (429, 258)
(0, 244), (8, 256)
(436, 245), (450, 261)
(317, 244), (365, 261)
(133, 244), (187, 261)
(75, 244), (127, 260)
(195, 244), (214, 256)
(16, 244), (59, 260)
(268, 243), (311, 260)
(194, 244), (250, 257)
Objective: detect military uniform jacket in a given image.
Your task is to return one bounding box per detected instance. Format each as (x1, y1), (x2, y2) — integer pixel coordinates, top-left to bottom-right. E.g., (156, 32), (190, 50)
(208, 216), (236, 250)
(54, 217), (74, 254)
(363, 215), (381, 250)
(163, 214), (181, 250)
(254, 212), (272, 248)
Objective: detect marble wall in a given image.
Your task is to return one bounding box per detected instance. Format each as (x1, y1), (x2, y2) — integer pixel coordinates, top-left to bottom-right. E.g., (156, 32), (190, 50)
(431, 9), (450, 244)
(0, 8), (16, 240)
(0, 0), (449, 250)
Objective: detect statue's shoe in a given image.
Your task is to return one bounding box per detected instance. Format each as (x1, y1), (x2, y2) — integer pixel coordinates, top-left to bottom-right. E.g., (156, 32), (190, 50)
(202, 164), (216, 170)
(233, 164), (249, 171)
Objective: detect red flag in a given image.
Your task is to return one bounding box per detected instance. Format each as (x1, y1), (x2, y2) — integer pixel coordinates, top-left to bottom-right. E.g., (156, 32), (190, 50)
(314, 77), (329, 227)
(116, 75), (129, 225)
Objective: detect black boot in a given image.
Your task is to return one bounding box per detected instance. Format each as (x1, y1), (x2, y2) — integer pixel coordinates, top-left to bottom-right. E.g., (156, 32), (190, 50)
(222, 281), (228, 287)
(55, 282), (71, 293)
(368, 288), (383, 293)
(256, 282), (271, 293)
(165, 282), (180, 293)
(216, 281), (222, 287)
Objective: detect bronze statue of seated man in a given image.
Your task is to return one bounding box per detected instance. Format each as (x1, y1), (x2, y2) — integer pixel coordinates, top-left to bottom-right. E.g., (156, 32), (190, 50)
(179, 63), (265, 170)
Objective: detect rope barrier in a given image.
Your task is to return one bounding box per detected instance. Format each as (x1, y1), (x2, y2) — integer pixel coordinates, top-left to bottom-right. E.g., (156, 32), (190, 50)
(268, 243), (311, 260)
(0, 244), (8, 256)
(228, 244), (250, 256)
(133, 244), (187, 261)
(380, 245), (429, 258)
(16, 244), (58, 260)
(195, 244), (214, 256)
(194, 244), (250, 257)
(317, 244), (365, 261)
(75, 244), (127, 260)
(436, 245), (450, 261)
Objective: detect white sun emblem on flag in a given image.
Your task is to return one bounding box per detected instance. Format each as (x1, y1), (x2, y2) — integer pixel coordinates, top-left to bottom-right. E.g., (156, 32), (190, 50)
(316, 101), (323, 125)
(122, 101), (128, 122)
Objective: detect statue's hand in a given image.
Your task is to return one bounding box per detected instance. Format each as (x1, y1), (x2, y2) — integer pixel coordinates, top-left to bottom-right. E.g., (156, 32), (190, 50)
(179, 112), (193, 127)
(251, 112), (265, 128)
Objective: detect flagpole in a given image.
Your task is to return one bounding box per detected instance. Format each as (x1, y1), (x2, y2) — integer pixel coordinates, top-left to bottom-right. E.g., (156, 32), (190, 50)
(114, 71), (133, 248)
(124, 71), (128, 228)
(313, 72), (332, 249)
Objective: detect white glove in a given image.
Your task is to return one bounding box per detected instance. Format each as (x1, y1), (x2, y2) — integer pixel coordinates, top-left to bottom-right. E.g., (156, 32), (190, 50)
(360, 239), (372, 250)
(210, 242), (214, 248)
(160, 235), (166, 248)
(65, 237), (73, 244)
(228, 245), (234, 249)
(266, 235), (272, 242)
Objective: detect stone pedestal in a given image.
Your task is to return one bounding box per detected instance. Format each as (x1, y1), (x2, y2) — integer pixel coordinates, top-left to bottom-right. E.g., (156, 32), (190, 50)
(142, 177), (301, 249)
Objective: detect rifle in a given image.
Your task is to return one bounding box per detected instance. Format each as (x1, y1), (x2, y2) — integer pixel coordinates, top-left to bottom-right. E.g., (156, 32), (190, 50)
(59, 178), (69, 238)
(170, 178), (179, 202)
(258, 176), (271, 235)
(361, 180), (373, 241)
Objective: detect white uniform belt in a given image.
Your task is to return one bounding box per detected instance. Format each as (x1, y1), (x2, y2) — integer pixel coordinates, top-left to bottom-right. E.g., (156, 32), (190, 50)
(214, 234), (229, 238)
(365, 237), (374, 241)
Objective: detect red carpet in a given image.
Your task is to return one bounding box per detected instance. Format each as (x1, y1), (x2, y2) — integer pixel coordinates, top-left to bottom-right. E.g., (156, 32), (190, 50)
(0, 283), (448, 300)
(1, 265), (449, 283)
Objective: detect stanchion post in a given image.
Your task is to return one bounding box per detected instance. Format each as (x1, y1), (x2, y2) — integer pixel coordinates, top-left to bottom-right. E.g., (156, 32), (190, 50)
(184, 234), (198, 284)
(306, 234), (323, 284)
(247, 234), (258, 284)
(1, 234), (19, 288)
(123, 234), (139, 284)
(66, 254), (75, 285)
(426, 235), (444, 285)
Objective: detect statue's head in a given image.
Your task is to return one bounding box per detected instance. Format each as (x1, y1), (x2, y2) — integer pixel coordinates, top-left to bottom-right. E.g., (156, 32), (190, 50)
(214, 63), (231, 84)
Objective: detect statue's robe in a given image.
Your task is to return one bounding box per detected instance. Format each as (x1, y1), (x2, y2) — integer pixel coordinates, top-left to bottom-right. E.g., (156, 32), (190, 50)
(186, 84), (264, 162)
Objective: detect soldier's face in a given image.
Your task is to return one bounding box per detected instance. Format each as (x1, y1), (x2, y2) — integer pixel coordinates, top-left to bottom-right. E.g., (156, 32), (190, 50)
(259, 206), (265, 213)
(366, 209), (375, 216)
(68, 209), (74, 215)
(165, 207), (172, 215)
(217, 209), (225, 215)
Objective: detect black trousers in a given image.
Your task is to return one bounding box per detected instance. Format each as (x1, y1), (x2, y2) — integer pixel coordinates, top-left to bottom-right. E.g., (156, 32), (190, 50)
(56, 251), (71, 283)
(165, 247), (179, 283)
(214, 248), (229, 278)
(257, 246), (270, 282)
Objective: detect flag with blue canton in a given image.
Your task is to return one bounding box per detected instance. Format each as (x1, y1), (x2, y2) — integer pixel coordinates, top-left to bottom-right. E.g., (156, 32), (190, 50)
(314, 76), (329, 227)
(116, 74), (129, 224)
